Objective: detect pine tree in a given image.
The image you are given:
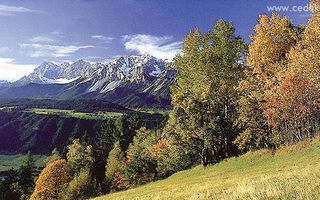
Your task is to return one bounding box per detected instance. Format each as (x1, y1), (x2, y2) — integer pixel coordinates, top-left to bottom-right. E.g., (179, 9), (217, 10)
(92, 119), (119, 189)
(115, 116), (133, 152)
(0, 168), (20, 200)
(81, 130), (91, 147)
(18, 151), (36, 199)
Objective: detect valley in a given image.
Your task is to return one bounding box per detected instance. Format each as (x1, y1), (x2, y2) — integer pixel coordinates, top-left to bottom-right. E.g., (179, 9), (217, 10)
(0, 154), (46, 181)
(0, 105), (167, 155)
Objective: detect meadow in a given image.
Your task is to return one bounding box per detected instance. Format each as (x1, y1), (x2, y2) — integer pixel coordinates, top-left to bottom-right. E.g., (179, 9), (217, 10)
(133, 108), (171, 115)
(93, 137), (320, 200)
(0, 154), (46, 172)
(26, 108), (123, 120)
(0, 154), (46, 182)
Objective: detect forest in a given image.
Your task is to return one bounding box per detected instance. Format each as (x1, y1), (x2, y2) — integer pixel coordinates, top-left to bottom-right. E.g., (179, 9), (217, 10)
(2, 0), (320, 199)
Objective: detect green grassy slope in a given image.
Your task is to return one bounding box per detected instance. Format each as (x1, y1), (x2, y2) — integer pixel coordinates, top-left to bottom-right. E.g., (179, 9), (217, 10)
(0, 154), (46, 172)
(93, 138), (320, 200)
(26, 108), (123, 120)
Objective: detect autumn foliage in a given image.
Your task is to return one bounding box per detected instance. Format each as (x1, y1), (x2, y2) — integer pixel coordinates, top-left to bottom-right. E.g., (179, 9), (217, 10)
(30, 159), (72, 200)
(26, 1), (320, 198)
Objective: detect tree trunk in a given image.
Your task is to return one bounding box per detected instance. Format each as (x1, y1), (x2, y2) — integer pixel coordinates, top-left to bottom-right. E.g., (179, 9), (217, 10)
(224, 97), (229, 119)
(200, 147), (208, 167)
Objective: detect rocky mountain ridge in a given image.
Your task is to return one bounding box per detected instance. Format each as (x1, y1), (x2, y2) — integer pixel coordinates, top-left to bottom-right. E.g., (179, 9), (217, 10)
(0, 54), (176, 108)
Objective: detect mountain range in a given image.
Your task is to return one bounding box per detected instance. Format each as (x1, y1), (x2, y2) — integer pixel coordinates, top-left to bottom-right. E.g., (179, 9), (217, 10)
(0, 55), (176, 108)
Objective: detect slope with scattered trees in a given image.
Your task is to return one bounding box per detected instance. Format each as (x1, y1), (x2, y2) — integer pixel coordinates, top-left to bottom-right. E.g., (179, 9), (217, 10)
(93, 137), (320, 200)
(3, 1), (320, 199)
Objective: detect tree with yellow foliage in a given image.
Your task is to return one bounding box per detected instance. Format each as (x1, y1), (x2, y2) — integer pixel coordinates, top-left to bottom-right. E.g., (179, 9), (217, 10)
(105, 141), (127, 192)
(30, 159), (72, 200)
(263, 1), (320, 144)
(235, 12), (301, 150)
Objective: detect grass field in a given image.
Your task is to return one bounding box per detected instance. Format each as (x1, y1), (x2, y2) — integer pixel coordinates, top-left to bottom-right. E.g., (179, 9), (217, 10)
(133, 108), (171, 115)
(0, 154), (46, 172)
(93, 137), (320, 200)
(0, 106), (17, 111)
(26, 108), (123, 120)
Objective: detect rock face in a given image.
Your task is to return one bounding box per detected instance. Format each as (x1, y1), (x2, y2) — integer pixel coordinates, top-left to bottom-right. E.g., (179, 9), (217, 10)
(0, 80), (10, 88)
(0, 54), (176, 108)
(13, 60), (96, 86)
(80, 54), (166, 94)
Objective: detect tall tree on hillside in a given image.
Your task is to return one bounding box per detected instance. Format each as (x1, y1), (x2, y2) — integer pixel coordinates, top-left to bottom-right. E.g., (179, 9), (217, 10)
(30, 159), (72, 200)
(115, 116), (133, 152)
(263, 1), (320, 143)
(61, 167), (95, 200)
(17, 151), (36, 200)
(167, 19), (246, 166)
(67, 139), (94, 174)
(125, 127), (158, 185)
(92, 119), (119, 190)
(263, 76), (320, 143)
(235, 13), (301, 150)
(105, 141), (127, 192)
(0, 168), (20, 200)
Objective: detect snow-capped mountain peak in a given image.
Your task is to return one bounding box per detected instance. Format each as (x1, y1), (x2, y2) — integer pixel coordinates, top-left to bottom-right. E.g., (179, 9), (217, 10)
(11, 55), (172, 95)
(14, 60), (95, 86)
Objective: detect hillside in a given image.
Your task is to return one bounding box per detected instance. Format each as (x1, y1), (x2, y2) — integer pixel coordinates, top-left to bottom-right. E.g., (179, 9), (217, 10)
(93, 138), (320, 200)
(0, 109), (166, 155)
(0, 111), (103, 154)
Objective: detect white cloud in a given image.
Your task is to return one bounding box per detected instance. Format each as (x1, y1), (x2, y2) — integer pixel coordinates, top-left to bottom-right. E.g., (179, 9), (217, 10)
(0, 58), (35, 81)
(30, 36), (55, 43)
(122, 34), (182, 60)
(83, 56), (102, 60)
(20, 43), (95, 58)
(0, 47), (11, 54)
(91, 35), (114, 43)
(51, 31), (62, 35)
(0, 4), (37, 16)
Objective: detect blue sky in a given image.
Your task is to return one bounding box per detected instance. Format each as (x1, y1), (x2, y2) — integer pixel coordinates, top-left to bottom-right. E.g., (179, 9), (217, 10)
(0, 0), (310, 81)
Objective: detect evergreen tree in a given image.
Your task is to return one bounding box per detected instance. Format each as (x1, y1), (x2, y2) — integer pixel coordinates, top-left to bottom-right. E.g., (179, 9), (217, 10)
(18, 151), (36, 199)
(81, 130), (91, 147)
(0, 168), (20, 200)
(92, 119), (119, 189)
(131, 113), (144, 132)
(115, 116), (133, 152)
